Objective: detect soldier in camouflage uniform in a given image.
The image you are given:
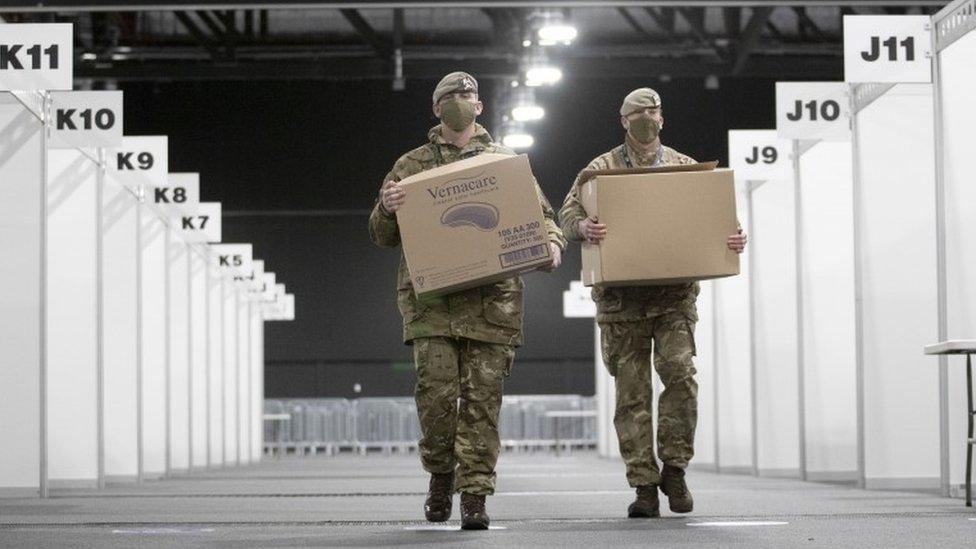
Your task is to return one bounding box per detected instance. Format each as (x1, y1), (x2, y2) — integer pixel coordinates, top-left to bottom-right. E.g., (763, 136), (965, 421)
(558, 88), (747, 518)
(368, 72), (566, 530)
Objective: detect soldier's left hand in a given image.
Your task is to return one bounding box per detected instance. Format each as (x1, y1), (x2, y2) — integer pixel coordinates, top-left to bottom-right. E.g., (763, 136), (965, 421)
(540, 242), (562, 272)
(727, 229), (747, 254)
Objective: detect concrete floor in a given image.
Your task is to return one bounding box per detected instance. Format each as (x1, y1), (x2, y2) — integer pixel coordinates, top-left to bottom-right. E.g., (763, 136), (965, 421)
(1, 452), (973, 548)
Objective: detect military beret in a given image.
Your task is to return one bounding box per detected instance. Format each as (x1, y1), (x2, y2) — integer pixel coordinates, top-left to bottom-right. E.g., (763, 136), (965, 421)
(619, 88), (662, 116)
(432, 71), (479, 105)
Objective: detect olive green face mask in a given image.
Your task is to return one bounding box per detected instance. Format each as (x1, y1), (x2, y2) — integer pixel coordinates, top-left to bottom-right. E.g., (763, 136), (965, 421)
(440, 98), (477, 131)
(628, 116), (661, 144)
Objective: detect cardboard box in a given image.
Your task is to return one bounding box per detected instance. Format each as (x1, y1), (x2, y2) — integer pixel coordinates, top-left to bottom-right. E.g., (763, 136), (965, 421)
(579, 163), (739, 286)
(396, 153), (551, 296)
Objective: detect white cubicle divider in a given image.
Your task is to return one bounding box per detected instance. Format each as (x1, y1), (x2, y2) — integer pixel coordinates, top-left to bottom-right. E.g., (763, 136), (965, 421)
(236, 260), (265, 465)
(250, 293), (265, 462)
(45, 89), (122, 490)
(1, 22), (73, 498)
(797, 141), (857, 481)
(850, 83), (940, 489)
(207, 260), (225, 467)
(712, 180), (753, 474)
(749, 177), (800, 478)
(212, 243), (253, 466)
(189, 246), (209, 469)
(731, 128), (800, 478)
(167, 227), (191, 474)
(693, 281), (716, 470)
(237, 292), (251, 464)
(45, 150), (102, 488)
(107, 136), (169, 481)
(932, 0), (976, 498)
(0, 93), (46, 496)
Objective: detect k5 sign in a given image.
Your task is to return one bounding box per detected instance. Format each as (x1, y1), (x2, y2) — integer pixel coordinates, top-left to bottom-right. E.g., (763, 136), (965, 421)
(211, 244), (253, 279)
(0, 24), (73, 91)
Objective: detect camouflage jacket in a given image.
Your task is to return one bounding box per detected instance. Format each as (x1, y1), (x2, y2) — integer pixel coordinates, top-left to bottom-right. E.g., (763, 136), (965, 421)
(558, 141), (700, 323)
(369, 124), (566, 346)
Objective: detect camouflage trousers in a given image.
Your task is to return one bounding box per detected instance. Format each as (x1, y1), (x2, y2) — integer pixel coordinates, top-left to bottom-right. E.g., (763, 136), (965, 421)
(600, 312), (698, 487)
(412, 336), (514, 496)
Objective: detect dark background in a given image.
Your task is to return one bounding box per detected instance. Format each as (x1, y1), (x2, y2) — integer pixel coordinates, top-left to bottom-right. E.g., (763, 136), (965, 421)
(119, 74), (778, 398)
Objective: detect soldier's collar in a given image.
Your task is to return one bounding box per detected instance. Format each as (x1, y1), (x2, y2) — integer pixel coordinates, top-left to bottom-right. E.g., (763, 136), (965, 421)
(427, 123), (492, 147)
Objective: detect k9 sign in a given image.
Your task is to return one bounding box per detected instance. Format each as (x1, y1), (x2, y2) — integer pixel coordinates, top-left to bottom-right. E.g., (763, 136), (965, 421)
(0, 24), (73, 91)
(106, 136), (168, 189)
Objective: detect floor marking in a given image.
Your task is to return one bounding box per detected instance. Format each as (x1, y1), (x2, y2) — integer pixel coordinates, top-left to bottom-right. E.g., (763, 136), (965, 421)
(403, 525), (507, 531)
(688, 521), (788, 527)
(496, 490), (632, 497)
(112, 528), (216, 535)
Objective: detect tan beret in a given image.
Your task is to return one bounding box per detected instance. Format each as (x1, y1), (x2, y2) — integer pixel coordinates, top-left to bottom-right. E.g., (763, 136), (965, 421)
(620, 88), (662, 116)
(432, 71), (479, 104)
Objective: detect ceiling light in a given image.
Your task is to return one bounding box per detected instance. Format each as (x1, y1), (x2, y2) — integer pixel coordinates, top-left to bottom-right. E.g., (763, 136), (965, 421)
(511, 105), (545, 122)
(524, 66), (562, 87)
(538, 24), (577, 46)
(502, 133), (534, 150)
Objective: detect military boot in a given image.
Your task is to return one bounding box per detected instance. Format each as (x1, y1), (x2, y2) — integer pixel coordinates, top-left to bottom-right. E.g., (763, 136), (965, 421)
(627, 485), (660, 518)
(660, 464), (694, 513)
(460, 492), (490, 530)
(424, 472), (454, 522)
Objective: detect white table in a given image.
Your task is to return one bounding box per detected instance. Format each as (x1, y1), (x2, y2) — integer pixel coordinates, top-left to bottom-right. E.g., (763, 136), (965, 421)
(925, 340), (976, 507)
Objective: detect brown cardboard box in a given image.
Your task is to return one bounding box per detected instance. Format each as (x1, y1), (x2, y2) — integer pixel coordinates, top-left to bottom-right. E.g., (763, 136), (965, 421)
(396, 153), (551, 296)
(579, 163), (739, 286)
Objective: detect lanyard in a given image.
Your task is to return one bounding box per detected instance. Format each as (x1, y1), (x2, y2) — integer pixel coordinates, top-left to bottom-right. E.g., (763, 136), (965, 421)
(621, 143), (664, 168)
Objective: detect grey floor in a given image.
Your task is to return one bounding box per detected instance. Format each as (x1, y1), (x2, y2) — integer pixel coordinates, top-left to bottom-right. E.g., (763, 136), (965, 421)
(1, 452), (973, 548)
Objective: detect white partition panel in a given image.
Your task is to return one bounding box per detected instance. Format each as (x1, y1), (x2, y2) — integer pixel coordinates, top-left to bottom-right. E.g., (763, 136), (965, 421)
(189, 249), (209, 469)
(692, 281), (716, 469)
(939, 28), (976, 495)
(714, 181), (753, 473)
(798, 142), (857, 480)
(0, 95), (43, 495)
(207, 267), (224, 467)
(250, 304), (264, 462)
(238, 296), (251, 464)
(223, 280), (239, 465)
(102, 181), (139, 482)
(856, 84), (940, 489)
(139, 208), (167, 479)
(751, 178), (800, 477)
(167, 239), (190, 472)
(46, 149), (99, 488)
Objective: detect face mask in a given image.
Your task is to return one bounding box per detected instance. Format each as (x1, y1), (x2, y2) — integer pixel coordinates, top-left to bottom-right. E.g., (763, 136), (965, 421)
(628, 116), (661, 144)
(440, 98), (477, 131)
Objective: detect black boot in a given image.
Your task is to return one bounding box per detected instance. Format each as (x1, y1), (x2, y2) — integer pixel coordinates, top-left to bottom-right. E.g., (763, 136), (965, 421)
(424, 472), (454, 522)
(460, 492), (490, 530)
(627, 484), (660, 518)
(660, 464), (694, 513)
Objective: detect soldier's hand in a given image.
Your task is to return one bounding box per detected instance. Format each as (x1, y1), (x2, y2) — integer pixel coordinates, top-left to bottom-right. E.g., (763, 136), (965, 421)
(380, 180), (405, 213)
(727, 228), (747, 253)
(579, 216), (607, 244)
(540, 242), (562, 272)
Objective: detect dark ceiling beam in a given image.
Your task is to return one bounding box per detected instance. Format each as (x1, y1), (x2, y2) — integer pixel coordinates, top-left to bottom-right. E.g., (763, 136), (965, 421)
(675, 7), (710, 44)
(644, 7), (677, 39)
(723, 7), (742, 38)
(731, 6), (772, 74)
(0, 1), (949, 12)
(793, 6), (829, 41)
(173, 11), (221, 59)
(74, 53), (843, 82)
(339, 8), (391, 58)
(617, 7), (658, 42)
(194, 9), (226, 38)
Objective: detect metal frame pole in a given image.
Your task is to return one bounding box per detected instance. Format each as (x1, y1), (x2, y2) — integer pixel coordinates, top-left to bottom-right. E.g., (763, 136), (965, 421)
(96, 148), (106, 490)
(712, 281), (721, 472)
(747, 182), (759, 477)
(135, 185), (144, 482)
(164, 224), (171, 476)
(793, 139), (808, 482)
(187, 244), (194, 471)
(39, 93), (50, 499)
(204, 251), (211, 469)
(850, 90), (867, 490)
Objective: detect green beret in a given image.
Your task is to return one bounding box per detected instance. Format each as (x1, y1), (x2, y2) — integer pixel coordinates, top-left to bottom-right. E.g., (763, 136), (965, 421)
(620, 88), (662, 116)
(432, 71), (479, 104)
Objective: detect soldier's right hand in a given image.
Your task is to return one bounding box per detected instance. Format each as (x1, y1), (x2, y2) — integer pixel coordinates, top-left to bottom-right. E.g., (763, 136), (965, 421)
(380, 180), (405, 213)
(579, 216), (607, 244)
